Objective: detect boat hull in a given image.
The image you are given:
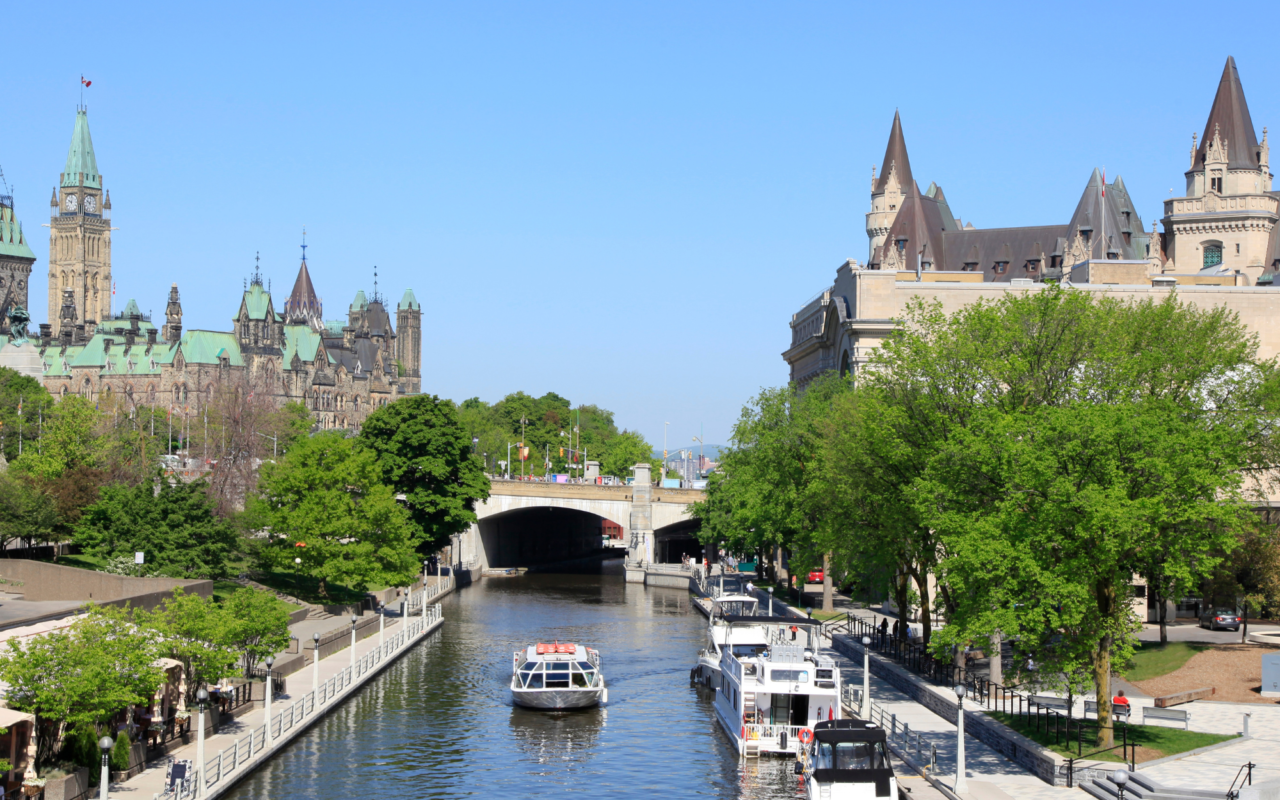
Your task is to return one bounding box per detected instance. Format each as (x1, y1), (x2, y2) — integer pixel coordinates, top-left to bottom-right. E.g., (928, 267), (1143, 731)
(511, 685), (605, 710)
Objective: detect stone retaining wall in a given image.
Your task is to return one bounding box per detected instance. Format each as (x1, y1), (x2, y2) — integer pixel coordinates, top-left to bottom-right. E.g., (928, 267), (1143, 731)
(831, 634), (1065, 786)
(0, 560), (211, 604)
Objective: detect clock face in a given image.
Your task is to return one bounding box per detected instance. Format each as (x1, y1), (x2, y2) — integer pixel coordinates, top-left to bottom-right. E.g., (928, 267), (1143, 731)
(64, 194), (78, 212)
(83, 195), (97, 213)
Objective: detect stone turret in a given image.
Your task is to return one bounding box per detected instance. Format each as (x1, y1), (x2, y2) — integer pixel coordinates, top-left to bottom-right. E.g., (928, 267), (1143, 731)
(163, 283), (182, 344)
(866, 111), (914, 263)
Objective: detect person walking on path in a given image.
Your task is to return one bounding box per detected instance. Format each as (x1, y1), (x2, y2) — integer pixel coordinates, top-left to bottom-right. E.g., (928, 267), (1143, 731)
(879, 617), (889, 647)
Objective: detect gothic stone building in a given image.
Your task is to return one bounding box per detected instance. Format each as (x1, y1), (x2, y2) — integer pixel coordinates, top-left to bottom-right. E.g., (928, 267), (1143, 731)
(30, 108), (422, 428)
(785, 56), (1280, 387)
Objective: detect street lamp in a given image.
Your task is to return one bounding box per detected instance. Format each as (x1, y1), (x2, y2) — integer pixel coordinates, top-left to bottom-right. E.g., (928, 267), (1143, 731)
(264, 656), (275, 746)
(377, 601), (386, 651)
(350, 614), (358, 672)
(98, 736), (113, 800)
(861, 636), (872, 720)
(312, 632), (322, 701)
(953, 684), (968, 795)
(195, 688), (209, 799)
(1114, 768), (1129, 799)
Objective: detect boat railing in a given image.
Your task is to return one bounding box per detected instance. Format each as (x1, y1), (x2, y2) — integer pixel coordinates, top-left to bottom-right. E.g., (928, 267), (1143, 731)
(744, 722), (807, 753)
(723, 650), (744, 683)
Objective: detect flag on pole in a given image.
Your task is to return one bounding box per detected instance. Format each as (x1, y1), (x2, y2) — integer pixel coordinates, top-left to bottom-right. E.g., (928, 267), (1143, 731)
(81, 76), (92, 87)
(1102, 168), (1106, 198)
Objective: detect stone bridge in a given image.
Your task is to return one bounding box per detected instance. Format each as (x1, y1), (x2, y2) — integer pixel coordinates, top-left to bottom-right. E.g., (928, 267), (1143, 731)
(454, 466), (706, 575)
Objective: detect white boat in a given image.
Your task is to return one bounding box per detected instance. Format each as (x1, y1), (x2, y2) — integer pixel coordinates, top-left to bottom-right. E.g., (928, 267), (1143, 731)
(511, 642), (607, 710)
(711, 617), (842, 757)
(795, 719), (896, 799)
(692, 590), (770, 687)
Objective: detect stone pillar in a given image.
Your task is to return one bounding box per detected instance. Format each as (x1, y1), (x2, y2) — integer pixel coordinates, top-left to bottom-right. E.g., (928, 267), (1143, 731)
(626, 463), (653, 583)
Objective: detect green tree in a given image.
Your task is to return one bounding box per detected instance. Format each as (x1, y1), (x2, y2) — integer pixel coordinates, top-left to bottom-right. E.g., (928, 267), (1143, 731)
(13, 396), (105, 482)
(862, 288), (1276, 746)
(0, 367), (52, 464)
(358, 395), (489, 553)
(74, 478), (238, 578)
(0, 604), (163, 767)
(0, 474), (59, 551)
(252, 432), (419, 596)
(600, 430), (661, 481)
(223, 588), (291, 677)
(136, 589), (238, 705)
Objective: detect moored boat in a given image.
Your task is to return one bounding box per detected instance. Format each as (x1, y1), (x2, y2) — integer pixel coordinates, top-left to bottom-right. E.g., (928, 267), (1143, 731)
(795, 719), (896, 799)
(511, 642), (607, 710)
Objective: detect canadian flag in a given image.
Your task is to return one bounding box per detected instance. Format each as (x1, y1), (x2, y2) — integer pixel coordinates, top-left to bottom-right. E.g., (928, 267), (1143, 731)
(81, 76), (91, 87)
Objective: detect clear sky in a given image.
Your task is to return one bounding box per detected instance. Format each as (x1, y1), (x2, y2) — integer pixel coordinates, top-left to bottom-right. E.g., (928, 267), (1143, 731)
(3, 2), (1277, 449)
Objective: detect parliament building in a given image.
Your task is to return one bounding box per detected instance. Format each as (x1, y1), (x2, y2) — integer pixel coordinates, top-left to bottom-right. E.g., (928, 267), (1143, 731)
(1, 107), (422, 429)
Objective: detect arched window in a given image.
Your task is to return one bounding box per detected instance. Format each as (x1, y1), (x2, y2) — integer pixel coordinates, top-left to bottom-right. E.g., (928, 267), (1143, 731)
(1203, 243), (1223, 269)
(839, 350), (853, 379)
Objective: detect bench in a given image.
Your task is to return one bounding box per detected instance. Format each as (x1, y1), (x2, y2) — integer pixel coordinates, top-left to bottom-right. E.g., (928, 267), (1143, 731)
(1030, 695), (1070, 713)
(1142, 706), (1190, 730)
(1082, 700), (1130, 721)
(1154, 687), (1213, 707)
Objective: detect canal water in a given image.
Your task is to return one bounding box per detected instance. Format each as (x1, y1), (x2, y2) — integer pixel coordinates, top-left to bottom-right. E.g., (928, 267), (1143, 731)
(224, 561), (801, 798)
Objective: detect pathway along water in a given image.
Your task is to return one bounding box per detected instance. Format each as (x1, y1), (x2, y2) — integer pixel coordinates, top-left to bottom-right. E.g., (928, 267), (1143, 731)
(222, 561), (800, 798)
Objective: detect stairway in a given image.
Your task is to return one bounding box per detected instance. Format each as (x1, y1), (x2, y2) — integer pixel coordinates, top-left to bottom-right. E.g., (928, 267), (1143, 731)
(1081, 769), (1228, 800)
(742, 693), (759, 758)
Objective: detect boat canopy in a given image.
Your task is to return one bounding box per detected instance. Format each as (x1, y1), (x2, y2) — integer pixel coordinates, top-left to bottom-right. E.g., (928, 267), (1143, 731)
(813, 720), (887, 743)
(722, 614), (821, 625)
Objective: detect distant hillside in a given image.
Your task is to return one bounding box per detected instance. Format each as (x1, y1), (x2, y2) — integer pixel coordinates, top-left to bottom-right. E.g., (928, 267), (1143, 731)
(655, 444), (725, 461)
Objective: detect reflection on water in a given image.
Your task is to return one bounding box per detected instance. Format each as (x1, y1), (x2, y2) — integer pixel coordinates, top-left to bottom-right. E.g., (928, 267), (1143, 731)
(224, 562), (803, 798)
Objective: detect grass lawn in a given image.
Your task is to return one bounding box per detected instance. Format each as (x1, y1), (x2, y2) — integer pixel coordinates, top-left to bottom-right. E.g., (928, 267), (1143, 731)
(805, 609), (848, 621)
(44, 553), (107, 571)
(1123, 641), (1209, 682)
(249, 569), (373, 605)
(985, 711), (1234, 763)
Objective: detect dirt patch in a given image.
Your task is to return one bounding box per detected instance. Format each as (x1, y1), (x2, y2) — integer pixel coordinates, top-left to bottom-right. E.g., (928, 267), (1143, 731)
(1132, 644), (1280, 705)
(1133, 745), (1165, 763)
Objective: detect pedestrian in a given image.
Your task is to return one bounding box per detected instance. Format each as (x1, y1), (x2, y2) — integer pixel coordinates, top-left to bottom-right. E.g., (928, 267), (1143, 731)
(892, 619), (899, 639)
(879, 617), (889, 647)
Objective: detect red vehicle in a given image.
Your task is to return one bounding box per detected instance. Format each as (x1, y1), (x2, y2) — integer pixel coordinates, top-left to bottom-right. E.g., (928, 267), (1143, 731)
(807, 569), (824, 584)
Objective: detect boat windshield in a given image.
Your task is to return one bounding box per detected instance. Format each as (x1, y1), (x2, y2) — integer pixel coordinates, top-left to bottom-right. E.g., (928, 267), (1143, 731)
(731, 644), (768, 658)
(517, 660), (598, 689)
(814, 741), (888, 771)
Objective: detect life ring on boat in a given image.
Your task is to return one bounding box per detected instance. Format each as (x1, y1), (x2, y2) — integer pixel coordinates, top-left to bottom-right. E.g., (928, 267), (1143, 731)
(798, 728), (814, 745)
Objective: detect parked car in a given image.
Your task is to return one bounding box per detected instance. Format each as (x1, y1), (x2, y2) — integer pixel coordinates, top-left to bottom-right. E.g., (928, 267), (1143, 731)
(807, 569), (824, 584)
(1199, 608), (1240, 631)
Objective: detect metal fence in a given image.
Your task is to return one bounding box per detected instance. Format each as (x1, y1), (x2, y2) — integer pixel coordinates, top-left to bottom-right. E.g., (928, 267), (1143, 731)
(156, 601), (445, 799)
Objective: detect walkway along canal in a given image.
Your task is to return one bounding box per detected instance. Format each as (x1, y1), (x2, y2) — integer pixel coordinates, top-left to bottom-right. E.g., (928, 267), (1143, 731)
(113, 578), (453, 799)
(219, 563), (805, 799)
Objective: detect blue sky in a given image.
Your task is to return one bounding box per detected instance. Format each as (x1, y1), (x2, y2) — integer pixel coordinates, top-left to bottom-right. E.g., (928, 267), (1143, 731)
(4, 1), (1278, 448)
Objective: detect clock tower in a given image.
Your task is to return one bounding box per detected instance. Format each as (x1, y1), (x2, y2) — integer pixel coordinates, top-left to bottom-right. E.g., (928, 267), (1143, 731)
(48, 107), (111, 337)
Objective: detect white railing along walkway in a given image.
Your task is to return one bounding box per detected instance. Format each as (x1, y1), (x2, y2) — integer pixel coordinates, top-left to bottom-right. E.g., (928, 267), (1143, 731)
(155, 601), (445, 799)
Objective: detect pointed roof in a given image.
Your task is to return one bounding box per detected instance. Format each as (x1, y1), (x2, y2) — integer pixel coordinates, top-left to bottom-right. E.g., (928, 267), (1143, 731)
(1195, 57), (1260, 172)
(350, 290), (368, 312)
(0, 204), (34, 261)
(1064, 169), (1144, 261)
(398, 288), (420, 311)
(874, 111), (913, 194)
(62, 110), (101, 189)
(122, 299), (142, 317)
(283, 261), (324, 331)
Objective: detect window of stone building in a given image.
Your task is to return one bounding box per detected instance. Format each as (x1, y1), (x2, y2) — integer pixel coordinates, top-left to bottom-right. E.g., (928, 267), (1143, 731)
(994, 262), (1008, 274)
(896, 238), (906, 254)
(1236, 243), (1241, 254)
(839, 351), (852, 379)
(1210, 173), (1223, 193)
(1025, 260), (1039, 273)
(1204, 244), (1223, 269)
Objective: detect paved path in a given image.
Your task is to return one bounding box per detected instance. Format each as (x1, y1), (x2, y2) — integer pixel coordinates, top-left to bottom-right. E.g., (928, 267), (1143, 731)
(827, 640), (1084, 800)
(1138, 620), (1280, 645)
(111, 601), (445, 798)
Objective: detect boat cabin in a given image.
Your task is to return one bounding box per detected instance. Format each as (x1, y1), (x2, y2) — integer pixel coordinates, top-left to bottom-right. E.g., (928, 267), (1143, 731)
(802, 720), (896, 799)
(513, 643), (602, 690)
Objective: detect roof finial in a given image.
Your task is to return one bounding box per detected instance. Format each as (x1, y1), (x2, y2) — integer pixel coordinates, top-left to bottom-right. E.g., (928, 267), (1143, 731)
(249, 251), (263, 287)
(372, 266), (382, 304)
(301, 227), (307, 264)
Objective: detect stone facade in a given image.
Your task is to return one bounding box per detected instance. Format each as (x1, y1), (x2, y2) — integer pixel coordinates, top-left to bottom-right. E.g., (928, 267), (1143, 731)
(26, 108), (423, 429)
(785, 56), (1280, 388)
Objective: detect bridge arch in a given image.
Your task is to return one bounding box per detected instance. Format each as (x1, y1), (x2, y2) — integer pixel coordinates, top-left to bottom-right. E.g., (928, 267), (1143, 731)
(477, 506), (617, 570)
(652, 518), (703, 564)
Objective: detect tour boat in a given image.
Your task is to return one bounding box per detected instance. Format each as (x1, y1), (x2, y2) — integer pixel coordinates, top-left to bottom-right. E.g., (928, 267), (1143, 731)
(711, 617), (842, 757)
(692, 590), (770, 687)
(511, 642), (607, 710)
(795, 719), (896, 800)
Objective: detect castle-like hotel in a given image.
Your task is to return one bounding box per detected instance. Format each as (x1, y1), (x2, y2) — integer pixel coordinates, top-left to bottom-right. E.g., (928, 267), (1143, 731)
(0, 109), (422, 429)
(785, 57), (1280, 385)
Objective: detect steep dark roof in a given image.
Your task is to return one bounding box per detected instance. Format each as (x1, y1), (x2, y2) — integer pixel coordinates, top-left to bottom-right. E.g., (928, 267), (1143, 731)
(1064, 169), (1147, 260)
(283, 261), (323, 330)
(942, 225), (1067, 281)
(1195, 56), (1261, 172)
(872, 181), (947, 270)
(874, 111), (913, 194)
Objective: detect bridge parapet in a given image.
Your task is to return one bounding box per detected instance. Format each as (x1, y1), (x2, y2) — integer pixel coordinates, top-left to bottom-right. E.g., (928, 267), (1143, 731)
(487, 479), (704, 504)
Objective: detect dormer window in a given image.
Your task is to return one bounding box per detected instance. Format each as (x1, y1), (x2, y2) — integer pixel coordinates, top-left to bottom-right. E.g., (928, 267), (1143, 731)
(963, 262), (977, 272)
(896, 238), (906, 253)
(1211, 172), (1223, 193)
(1025, 260), (1039, 272)
(994, 262), (1008, 274)
(1080, 228), (1092, 246)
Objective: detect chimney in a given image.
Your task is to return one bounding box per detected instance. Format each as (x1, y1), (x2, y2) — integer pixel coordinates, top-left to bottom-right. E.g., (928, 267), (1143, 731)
(39, 324), (51, 347)
(75, 324), (86, 343)
(103, 337), (113, 353)
(124, 330), (135, 347)
(146, 328), (157, 345)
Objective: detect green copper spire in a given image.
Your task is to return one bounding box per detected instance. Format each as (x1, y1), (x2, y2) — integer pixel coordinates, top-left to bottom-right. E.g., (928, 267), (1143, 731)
(398, 288), (420, 311)
(0, 204), (35, 260)
(62, 109), (101, 189)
